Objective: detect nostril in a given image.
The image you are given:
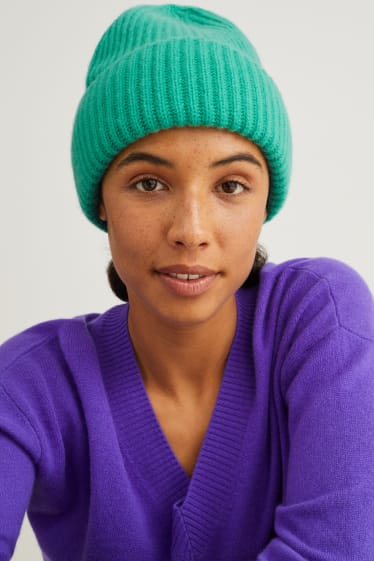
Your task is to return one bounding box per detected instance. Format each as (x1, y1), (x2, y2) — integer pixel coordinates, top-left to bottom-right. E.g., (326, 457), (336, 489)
(167, 206), (211, 248)
(173, 238), (208, 249)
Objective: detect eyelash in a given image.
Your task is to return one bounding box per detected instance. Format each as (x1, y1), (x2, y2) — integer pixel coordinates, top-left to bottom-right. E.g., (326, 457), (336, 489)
(129, 176), (252, 195)
(130, 177), (165, 192)
(217, 180), (250, 195)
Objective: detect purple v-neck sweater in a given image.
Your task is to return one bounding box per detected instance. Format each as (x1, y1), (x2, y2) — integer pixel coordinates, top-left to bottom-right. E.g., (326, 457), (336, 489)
(0, 258), (373, 561)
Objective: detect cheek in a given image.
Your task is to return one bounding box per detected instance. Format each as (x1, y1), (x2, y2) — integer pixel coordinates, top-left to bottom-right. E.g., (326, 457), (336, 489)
(221, 207), (264, 271)
(106, 208), (161, 269)
(221, 205), (264, 245)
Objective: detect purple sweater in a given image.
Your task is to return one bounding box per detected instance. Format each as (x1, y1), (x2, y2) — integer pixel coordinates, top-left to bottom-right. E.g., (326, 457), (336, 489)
(0, 258), (373, 561)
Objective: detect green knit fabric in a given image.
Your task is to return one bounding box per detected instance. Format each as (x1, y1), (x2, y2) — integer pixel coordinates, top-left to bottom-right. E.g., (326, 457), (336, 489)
(71, 4), (292, 230)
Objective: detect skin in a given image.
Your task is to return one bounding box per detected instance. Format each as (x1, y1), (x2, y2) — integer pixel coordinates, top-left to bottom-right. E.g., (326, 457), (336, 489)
(100, 126), (269, 475)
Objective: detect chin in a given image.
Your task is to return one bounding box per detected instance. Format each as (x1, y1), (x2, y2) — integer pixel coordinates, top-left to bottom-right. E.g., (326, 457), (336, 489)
(132, 286), (238, 330)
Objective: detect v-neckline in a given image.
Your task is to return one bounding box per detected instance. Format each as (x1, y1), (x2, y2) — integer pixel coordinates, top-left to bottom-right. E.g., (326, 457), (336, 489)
(91, 287), (257, 555)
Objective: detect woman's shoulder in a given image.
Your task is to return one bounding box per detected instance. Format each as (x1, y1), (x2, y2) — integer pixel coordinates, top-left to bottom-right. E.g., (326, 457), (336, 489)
(0, 308), (119, 378)
(256, 256), (374, 340)
(0, 319), (69, 375)
(262, 255), (369, 286)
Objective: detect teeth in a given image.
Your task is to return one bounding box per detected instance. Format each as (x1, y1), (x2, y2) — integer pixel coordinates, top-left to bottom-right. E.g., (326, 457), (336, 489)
(168, 273), (203, 280)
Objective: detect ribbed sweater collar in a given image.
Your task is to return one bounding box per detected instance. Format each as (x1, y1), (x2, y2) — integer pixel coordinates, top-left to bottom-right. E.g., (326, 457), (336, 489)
(89, 287), (257, 558)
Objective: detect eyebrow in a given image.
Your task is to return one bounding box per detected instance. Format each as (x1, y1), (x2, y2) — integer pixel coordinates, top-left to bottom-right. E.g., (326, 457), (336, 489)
(116, 152), (173, 169)
(211, 153), (263, 170)
(115, 151), (263, 171)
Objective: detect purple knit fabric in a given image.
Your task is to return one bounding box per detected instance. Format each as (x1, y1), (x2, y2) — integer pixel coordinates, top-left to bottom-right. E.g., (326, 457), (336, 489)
(0, 258), (373, 561)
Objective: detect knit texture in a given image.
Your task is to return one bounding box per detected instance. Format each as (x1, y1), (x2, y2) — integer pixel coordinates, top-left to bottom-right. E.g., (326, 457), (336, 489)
(0, 258), (373, 560)
(71, 5), (292, 230)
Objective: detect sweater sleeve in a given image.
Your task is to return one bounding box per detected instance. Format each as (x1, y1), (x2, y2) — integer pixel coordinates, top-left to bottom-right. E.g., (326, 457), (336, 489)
(258, 260), (374, 561)
(0, 324), (61, 561)
(0, 430), (36, 561)
(0, 383), (40, 561)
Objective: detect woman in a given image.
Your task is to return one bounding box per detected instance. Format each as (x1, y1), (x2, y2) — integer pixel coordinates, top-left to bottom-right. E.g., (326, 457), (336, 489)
(1, 5), (373, 561)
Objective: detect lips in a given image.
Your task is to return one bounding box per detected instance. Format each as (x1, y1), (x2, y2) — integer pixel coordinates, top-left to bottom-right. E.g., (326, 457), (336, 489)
(167, 272), (204, 280)
(156, 265), (216, 276)
(155, 265), (218, 296)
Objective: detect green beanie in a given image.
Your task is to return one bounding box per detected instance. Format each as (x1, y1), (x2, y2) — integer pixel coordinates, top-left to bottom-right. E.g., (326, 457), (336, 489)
(71, 4), (292, 230)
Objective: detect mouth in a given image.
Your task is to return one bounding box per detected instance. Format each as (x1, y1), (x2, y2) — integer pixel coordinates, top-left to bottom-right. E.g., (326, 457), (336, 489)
(155, 265), (218, 296)
(156, 265), (217, 276)
(165, 272), (205, 281)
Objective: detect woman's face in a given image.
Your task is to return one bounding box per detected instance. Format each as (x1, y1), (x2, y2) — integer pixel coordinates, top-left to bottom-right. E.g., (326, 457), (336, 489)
(100, 127), (269, 328)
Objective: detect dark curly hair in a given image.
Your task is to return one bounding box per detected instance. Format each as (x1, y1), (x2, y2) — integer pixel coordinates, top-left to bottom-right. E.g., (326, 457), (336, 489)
(106, 245), (268, 302)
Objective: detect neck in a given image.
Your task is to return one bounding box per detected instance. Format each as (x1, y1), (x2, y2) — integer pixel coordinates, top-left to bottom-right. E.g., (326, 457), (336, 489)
(127, 296), (237, 402)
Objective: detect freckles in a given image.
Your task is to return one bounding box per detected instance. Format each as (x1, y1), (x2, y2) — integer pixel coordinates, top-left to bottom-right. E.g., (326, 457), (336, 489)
(111, 210), (162, 254)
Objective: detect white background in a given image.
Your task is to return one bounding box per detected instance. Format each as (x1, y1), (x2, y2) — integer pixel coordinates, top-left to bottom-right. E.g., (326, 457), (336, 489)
(0, 0), (373, 559)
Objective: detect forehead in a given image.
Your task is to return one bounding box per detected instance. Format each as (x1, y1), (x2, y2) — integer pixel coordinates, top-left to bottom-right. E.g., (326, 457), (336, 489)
(110, 126), (267, 168)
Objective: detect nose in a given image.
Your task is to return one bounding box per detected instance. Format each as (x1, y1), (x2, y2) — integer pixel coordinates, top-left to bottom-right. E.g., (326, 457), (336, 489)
(166, 192), (211, 249)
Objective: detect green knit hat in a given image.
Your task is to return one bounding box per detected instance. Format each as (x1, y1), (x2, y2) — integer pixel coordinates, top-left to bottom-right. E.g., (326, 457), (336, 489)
(71, 4), (292, 230)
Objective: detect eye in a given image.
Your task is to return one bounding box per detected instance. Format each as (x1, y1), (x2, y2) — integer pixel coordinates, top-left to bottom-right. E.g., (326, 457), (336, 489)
(217, 180), (248, 195)
(132, 177), (165, 192)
